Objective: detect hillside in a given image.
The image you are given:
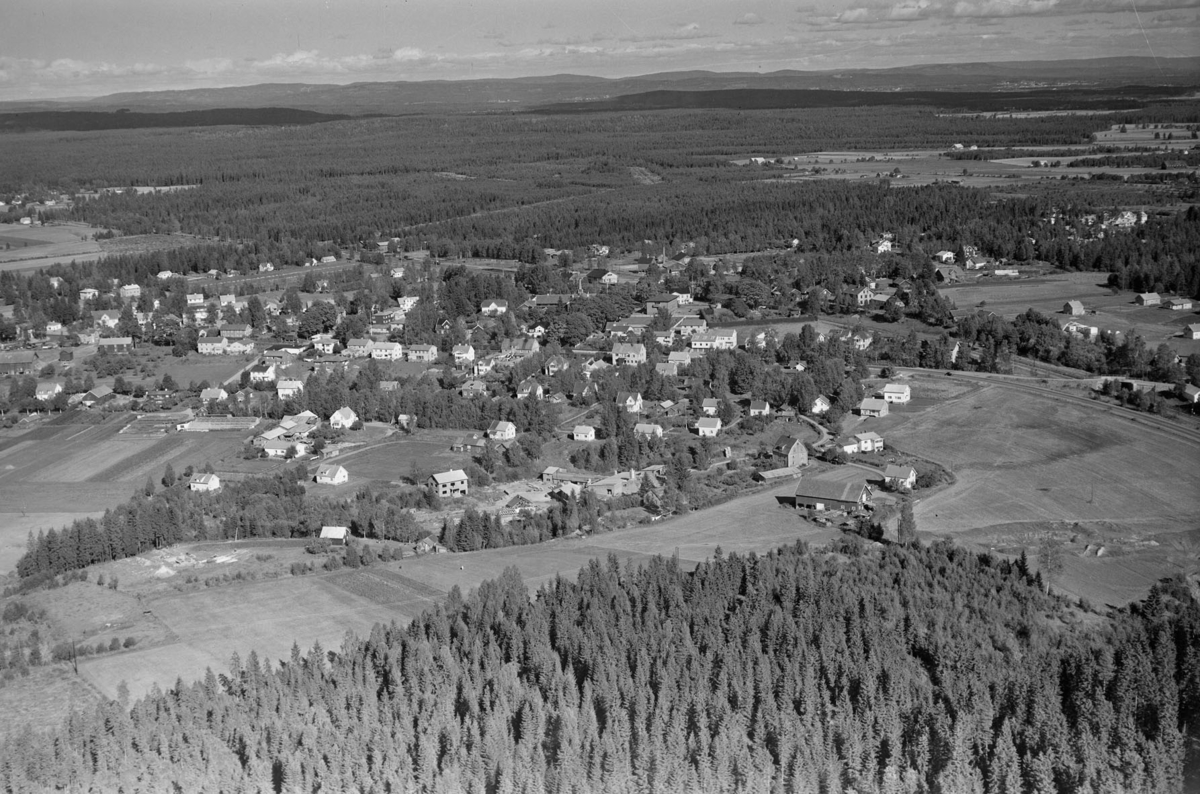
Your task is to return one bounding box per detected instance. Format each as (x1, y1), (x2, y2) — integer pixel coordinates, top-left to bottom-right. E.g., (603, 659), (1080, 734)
(0, 56), (1196, 115)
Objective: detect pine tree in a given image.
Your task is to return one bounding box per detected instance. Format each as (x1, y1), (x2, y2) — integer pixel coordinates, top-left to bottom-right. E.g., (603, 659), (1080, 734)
(897, 501), (917, 545)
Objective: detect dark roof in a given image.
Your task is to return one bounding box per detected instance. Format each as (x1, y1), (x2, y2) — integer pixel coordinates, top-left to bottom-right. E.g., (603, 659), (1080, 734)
(794, 477), (869, 504)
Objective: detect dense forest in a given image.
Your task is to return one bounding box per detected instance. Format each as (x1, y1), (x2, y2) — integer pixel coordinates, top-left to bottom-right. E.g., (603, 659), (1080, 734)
(2, 541), (1197, 792)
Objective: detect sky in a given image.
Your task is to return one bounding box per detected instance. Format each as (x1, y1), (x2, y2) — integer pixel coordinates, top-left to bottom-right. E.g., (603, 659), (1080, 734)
(1, 0), (1198, 101)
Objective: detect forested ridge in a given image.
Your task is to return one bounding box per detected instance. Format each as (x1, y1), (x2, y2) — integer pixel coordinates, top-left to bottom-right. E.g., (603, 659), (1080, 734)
(1, 541), (1196, 792)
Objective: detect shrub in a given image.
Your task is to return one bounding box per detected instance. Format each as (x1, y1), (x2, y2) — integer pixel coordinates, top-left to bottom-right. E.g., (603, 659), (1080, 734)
(109, 637), (121, 652)
(123, 637), (137, 648)
(95, 641), (108, 654)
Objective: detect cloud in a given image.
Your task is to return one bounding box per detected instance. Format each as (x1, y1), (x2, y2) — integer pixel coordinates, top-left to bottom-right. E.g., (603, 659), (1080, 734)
(836, 0), (1200, 23)
(735, 13), (765, 25)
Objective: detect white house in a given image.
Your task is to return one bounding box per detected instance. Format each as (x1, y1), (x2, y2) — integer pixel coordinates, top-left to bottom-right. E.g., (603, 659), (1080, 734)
(749, 400), (771, 417)
(319, 526), (348, 544)
(634, 423), (664, 438)
(617, 391), (643, 414)
(451, 344), (475, 365)
(277, 379), (304, 399)
(880, 383), (911, 404)
(315, 464), (349, 485)
(488, 420), (517, 440)
(371, 341), (404, 360)
(883, 464), (917, 490)
(200, 387), (228, 402)
(858, 398), (889, 417)
(407, 344), (437, 363)
(691, 328), (737, 350)
(481, 299), (509, 316)
(854, 432), (884, 453)
(188, 473), (221, 492)
(249, 362), (277, 383)
(701, 398), (720, 416)
(573, 425), (596, 441)
(428, 469), (470, 497)
(329, 406), (358, 430)
(611, 343), (648, 366)
(694, 417), (722, 437)
(118, 284), (141, 299)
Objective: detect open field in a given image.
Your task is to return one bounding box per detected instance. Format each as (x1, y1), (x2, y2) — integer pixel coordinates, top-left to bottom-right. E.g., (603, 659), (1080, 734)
(334, 430), (473, 484)
(81, 574), (408, 700)
(0, 415), (252, 575)
(877, 380), (1200, 605)
(0, 222), (102, 271)
(149, 352), (257, 388)
(942, 271), (1200, 356)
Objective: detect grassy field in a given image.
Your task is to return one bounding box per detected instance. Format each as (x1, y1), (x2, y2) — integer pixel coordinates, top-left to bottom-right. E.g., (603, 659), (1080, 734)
(335, 430), (472, 485)
(880, 380), (1200, 605)
(941, 272), (1200, 356)
(0, 222), (102, 271)
(81, 574), (406, 700)
(0, 415), (251, 575)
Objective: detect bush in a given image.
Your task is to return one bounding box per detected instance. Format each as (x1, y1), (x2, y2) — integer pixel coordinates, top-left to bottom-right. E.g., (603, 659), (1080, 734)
(254, 553), (274, 563)
(95, 641), (108, 654)
(123, 637), (137, 648)
(109, 637), (121, 652)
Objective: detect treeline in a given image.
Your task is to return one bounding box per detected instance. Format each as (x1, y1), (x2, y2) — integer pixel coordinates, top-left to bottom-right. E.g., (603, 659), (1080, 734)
(955, 308), (1200, 384)
(2, 541), (1196, 791)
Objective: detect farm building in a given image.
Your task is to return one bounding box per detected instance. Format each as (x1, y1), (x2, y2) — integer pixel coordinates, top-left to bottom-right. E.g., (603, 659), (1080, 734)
(694, 417), (722, 437)
(793, 478), (872, 512)
(82, 385), (113, 407)
(754, 467), (802, 483)
(775, 436), (808, 468)
(1135, 292), (1161, 306)
(488, 420), (517, 440)
(189, 473), (221, 492)
(1063, 300), (1085, 315)
(573, 425), (596, 441)
(262, 439), (308, 458)
(1166, 297), (1193, 311)
(329, 407), (358, 430)
(858, 398), (889, 417)
(883, 465), (917, 490)
(319, 526), (348, 544)
(879, 383), (911, 403)
(98, 337), (134, 353)
(415, 537), (449, 554)
(315, 464), (349, 485)
(428, 470), (469, 498)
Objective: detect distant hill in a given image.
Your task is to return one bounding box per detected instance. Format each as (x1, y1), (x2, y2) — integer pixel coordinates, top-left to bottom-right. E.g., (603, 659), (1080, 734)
(0, 56), (1196, 116)
(0, 107), (354, 133)
(531, 85), (1187, 115)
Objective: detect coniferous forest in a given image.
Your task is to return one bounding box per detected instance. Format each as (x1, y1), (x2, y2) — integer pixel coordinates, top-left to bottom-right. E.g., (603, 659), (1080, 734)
(1, 541), (1196, 793)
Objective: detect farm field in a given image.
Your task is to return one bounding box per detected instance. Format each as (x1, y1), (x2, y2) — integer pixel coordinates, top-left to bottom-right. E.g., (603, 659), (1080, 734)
(0, 415), (252, 575)
(748, 147), (1179, 188)
(882, 380), (1200, 605)
(82, 574), (409, 700)
(0, 222), (102, 271)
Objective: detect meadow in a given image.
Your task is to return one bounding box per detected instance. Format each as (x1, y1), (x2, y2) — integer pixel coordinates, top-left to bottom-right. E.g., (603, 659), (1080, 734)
(0, 222), (102, 271)
(333, 430), (473, 485)
(0, 415), (252, 575)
